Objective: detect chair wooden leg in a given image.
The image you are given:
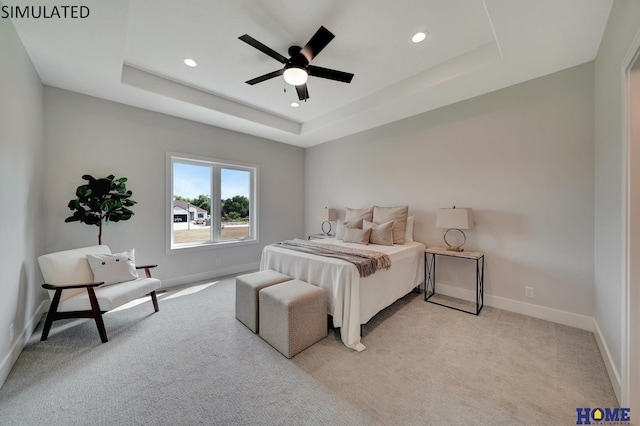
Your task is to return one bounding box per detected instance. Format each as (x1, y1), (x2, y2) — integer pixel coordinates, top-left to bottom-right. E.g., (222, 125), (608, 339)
(41, 289), (63, 341)
(87, 287), (108, 343)
(150, 291), (159, 312)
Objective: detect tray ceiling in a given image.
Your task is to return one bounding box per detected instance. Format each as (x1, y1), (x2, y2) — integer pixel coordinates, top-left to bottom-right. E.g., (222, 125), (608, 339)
(9, 0), (613, 147)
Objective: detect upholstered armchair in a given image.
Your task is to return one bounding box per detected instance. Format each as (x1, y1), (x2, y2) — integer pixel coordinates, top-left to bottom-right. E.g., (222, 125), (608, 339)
(38, 245), (161, 343)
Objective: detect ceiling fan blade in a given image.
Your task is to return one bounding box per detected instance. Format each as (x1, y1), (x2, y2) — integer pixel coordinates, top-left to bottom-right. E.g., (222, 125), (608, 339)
(308, 65), (354, 83)
(238, 34), (288, 64)
(296, 84), (309, 101)
(245, 69), (284, 85)
(300, 26), (335, 63)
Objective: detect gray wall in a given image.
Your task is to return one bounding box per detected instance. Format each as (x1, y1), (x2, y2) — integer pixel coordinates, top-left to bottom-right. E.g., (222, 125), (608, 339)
(0, 17), (45, 384)
(42, 87), (305, 286)
(306, 63), (595, 319)
(594, 0), (640, 404)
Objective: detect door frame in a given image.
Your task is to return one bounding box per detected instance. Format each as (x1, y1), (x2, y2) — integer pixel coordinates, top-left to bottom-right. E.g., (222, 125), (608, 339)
(622, 29), (640, 419)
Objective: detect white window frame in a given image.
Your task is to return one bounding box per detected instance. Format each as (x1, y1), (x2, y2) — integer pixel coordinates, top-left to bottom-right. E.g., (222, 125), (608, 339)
(166, 151), (259, 253)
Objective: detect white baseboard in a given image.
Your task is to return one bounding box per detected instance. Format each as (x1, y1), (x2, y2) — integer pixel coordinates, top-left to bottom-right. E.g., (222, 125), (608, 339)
(433, 282), (621, 401)
(0, 299), (49, 388)
(433, 282), (596, 331)
(159, 261), (259, 289)
(593, 320), (622, 404)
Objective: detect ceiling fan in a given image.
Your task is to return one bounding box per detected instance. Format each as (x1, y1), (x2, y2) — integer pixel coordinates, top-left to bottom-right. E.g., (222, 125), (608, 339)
(238, 26), (354, 101)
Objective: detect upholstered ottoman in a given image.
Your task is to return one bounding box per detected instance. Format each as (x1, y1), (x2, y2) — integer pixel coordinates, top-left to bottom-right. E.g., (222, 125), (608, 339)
(235, 270), (291, 333)
(258, 280), (328, 358)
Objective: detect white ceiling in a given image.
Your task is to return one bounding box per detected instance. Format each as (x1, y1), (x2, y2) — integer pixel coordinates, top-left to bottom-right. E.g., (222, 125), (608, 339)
(9, 0), (613, 148)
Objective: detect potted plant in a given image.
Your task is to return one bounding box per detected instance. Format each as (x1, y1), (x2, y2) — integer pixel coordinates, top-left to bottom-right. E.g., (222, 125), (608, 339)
(65, 174), (136, 244)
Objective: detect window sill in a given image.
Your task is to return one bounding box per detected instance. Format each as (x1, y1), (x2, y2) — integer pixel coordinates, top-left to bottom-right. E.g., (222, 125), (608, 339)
(168, 238), (258, 254)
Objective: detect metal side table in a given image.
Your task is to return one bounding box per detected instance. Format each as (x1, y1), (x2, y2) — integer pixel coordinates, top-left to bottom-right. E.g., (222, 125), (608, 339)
(424, 247), (484, 315)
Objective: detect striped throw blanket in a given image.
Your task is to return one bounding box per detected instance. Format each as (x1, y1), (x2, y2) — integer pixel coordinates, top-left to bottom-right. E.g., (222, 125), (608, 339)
(273, 239), (392, 278)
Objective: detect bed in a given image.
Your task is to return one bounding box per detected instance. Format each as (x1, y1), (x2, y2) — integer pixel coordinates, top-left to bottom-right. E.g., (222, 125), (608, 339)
(260, 238), (425, 351)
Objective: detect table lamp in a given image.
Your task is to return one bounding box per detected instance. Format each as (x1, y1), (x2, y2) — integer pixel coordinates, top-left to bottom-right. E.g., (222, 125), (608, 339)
(319, 207), (337, 235)
(436, 206), (473, 252)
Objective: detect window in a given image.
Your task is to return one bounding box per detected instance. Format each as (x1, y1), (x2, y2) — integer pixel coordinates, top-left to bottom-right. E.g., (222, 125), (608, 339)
(167, 152), (258, 251)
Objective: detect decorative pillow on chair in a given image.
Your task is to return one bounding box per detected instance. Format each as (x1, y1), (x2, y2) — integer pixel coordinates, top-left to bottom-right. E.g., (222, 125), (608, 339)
(343, 227), (372, 245)
(86, 249), (138, 285)
(363, 220), (394, 246)
(373, 205), (409, 245)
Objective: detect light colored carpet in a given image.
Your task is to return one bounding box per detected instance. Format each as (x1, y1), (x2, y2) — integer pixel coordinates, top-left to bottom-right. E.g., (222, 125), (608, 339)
(0, 276), (617, 425)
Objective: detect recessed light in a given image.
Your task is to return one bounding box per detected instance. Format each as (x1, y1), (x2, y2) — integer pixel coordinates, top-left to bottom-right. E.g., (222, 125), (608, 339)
(291, 102), (299, 108)
(412, 31), (428, 43)
(183, 58), (197, 67)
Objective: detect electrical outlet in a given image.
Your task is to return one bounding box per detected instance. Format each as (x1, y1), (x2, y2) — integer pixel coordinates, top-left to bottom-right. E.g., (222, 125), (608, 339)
(9, 323), (14, 343)
(525, 287), (534, 298)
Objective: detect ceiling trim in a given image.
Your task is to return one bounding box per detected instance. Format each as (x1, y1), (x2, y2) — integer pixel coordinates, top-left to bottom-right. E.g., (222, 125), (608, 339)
(121, 64), (301, 134)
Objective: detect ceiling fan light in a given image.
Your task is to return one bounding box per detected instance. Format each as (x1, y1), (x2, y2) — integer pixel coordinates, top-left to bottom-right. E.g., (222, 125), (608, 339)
(283, 67), (308, 86)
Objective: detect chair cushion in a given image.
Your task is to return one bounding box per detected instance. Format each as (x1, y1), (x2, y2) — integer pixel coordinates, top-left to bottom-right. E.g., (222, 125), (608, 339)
(58, 277), (161, 312)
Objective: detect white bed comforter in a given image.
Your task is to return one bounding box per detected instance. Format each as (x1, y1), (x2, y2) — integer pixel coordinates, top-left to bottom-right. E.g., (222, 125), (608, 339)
(260, 238), (425, 351)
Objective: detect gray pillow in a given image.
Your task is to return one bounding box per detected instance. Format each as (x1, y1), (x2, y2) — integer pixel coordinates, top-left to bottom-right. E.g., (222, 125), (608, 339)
(335, 218), (364, 239)
(373, 205), (408, 244)
(345, 207), (373, 223)
(364, 219), (394, 246)
(343, 227), (372, 245)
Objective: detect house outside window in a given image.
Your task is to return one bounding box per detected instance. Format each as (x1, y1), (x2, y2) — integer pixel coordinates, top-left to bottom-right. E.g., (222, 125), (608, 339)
(172, 200), (208, 223)
(167, 152), (258, 252)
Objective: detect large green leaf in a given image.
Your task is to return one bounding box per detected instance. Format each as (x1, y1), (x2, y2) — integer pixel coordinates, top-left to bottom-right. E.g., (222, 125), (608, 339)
(101, 199), (115, 211)
(76, 185), (91, 198)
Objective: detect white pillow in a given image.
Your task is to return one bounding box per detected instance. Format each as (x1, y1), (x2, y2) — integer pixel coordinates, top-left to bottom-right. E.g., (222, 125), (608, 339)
(86, 249), (138, 285)
(405, 215), (414, 243)
(335, 220), (346, 239)
(363, 219), (394, 246)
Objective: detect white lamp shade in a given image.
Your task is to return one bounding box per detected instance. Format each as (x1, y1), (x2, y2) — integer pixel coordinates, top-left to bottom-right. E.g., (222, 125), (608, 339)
(318, 207), (337, 221)
(283, 67), (308, 86)
(436, 208), (473, 230)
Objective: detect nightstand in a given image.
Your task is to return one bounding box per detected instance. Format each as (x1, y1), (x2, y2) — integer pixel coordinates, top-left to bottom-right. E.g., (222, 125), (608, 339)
(424, 247), (484, 315)
(308, 234), (335, 240)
